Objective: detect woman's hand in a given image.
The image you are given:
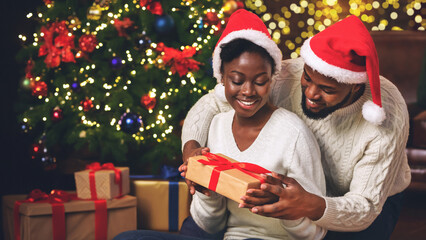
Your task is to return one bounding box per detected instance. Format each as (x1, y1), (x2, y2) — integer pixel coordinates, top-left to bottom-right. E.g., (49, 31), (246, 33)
(246, 172), (326, 221)
(180, 140), (211, 196)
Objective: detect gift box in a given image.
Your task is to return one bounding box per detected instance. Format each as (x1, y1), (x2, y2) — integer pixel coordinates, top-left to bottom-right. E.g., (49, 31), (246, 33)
(74, 163), (130, 199)
(2, 192), (136, 240)
(131, 178), (190, 232)
(185, 153), (270, 204)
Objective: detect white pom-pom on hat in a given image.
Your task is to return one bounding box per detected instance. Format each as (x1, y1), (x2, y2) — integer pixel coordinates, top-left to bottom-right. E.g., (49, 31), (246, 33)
(362, 100), (386, 125)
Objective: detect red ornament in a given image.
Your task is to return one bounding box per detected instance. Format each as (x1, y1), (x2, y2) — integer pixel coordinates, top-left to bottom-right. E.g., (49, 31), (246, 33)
(204, 12), (220, 26)
(52, 107), (63, 122)
(156, 42), (165, 52)
(31, 81), (48, 97)
(141, 93), (156, 110)
(81, 98), (94, 112)
(30, 143), (45, 159)
(79, 34), (98, 53)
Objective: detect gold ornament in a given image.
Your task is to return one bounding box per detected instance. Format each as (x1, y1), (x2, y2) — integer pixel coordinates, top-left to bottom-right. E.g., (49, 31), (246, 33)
(67, 16), (81, 29)
(87, 4), (103, 21)
(223, 0), (238, 16)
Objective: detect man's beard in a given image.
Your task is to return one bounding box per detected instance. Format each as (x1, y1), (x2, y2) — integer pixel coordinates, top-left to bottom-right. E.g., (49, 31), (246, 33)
(301, 91), (352, 120)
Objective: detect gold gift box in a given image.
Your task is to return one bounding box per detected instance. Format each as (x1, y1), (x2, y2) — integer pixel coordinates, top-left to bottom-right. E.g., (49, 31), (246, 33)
(2, 194), (137, 240)
(186, 154), (263, 204)
(131, 179), (190, 232)
(74, 167), (130, 199)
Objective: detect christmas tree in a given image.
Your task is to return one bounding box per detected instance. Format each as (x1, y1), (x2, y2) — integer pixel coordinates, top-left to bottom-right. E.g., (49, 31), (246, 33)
(16, 0), (245, 173)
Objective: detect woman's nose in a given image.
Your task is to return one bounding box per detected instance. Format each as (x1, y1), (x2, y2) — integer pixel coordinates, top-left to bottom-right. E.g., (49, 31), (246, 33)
(241, 82), (255, 96)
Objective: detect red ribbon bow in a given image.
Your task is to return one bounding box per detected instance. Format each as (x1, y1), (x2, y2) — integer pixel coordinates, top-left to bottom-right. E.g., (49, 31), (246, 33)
(139, 0), (163, 15)
(162, 46), (201, 77)
(14, 189), (107, 240)
(86, 162), (123, 199)
(14, 189), (73, 240)
(198, 153), (271, 191)
(38, 21), (76, 68)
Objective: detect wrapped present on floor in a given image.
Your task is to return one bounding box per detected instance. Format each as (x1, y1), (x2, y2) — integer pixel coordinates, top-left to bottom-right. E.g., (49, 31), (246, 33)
(131, 170), (190, 232)
(2, 189), (136, 240)
(185, 152), (271, 204)
(74, 162), (130, 199)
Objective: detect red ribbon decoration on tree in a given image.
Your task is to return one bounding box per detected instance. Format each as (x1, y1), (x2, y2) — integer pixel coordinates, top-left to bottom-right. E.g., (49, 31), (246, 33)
(139, 0), (163, 15)
(162, 46), (201, 77)
(197, 153), (271, 191)
(14, 189), (108, 240)
(113, 18), (134, 37)
(86, 162), (123, 199)
(38, 21), (76, 68)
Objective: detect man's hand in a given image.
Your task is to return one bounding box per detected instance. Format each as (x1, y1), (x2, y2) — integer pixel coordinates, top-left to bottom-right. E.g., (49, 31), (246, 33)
(180, 140), (211, 196)
(238, 174), (281, 208)
(243, 172), (326, 221)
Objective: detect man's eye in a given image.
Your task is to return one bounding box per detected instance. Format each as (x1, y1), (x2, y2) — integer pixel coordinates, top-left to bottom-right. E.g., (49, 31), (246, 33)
(232, 81), (243, 85)
(322, 89), (336, 94)
(255, 81), (267, 86)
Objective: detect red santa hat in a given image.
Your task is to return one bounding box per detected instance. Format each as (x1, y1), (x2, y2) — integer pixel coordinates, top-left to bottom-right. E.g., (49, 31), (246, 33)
(213, 9), (282, 101)
(300, 15), (386, 125)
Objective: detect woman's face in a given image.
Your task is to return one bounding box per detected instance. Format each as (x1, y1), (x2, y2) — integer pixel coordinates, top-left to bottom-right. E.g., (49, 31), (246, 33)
(222, 51), (273, 119)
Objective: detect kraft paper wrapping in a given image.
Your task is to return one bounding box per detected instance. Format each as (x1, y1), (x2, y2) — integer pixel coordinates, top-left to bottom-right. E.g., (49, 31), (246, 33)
(2, 194), (137, 240)
(131, 179), (190, 231)
(74, 167), (130, 199)
(186, 154), (262, 204)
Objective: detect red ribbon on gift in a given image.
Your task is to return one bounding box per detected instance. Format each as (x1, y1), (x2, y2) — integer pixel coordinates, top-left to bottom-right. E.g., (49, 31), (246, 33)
(197, 153), (271, 191)
(14, 189), (70, 240)
(13, 189), (108, 240)
(86, 162), (123, 199)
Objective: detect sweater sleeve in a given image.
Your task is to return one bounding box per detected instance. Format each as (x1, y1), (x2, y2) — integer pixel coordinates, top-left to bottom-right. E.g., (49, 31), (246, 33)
(181, 85), (232, 150)
(280, 122), (327, 240)
(314, 80), (410, 231)
(190, 192), (228, 234)
(314, 130), (410, 231)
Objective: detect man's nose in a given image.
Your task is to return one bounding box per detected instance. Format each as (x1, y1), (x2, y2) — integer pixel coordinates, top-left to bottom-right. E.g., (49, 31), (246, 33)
(305, 84), (320, 100)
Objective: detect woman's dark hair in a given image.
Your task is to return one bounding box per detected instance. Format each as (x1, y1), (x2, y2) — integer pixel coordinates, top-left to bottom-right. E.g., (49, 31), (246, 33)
(219, 38), (276, 75)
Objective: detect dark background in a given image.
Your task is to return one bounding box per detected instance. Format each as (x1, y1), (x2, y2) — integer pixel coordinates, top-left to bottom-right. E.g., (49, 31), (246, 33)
(1, 0), (59, 197)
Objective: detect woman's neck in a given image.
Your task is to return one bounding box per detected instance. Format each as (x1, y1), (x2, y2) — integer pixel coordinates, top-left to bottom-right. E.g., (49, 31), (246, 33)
(232, 102), (277, 152)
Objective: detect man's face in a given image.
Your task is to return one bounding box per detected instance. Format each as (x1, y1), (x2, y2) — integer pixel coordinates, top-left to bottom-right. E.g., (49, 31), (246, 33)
(300, 64), (361, 119)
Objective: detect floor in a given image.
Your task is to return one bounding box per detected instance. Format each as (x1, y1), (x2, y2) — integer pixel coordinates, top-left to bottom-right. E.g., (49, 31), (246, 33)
(390, 190), (426, 240)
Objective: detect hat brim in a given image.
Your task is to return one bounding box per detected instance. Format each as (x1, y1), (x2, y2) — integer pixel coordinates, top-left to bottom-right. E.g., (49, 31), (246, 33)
(300, 37), (367, 84)
(212, 29), (282, 82)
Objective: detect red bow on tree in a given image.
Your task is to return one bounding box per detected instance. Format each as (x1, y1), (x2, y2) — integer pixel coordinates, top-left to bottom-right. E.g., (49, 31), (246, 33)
(162, 46), (201, 77)
(38, 21), (76, 68)
(139, 0), (163, 15)
(114, 17), (134, 37)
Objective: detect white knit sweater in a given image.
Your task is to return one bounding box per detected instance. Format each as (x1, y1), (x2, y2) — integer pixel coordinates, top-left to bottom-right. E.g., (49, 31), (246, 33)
(190, 109), (326, 240)
(182, 58), (411, 232)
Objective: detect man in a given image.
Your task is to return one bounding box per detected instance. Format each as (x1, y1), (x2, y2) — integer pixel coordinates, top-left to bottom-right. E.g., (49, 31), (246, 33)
(181, 15), (411, 239)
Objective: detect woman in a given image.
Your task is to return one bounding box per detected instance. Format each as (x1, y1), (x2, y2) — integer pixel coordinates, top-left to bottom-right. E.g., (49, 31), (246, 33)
(180, 9), (326, 240)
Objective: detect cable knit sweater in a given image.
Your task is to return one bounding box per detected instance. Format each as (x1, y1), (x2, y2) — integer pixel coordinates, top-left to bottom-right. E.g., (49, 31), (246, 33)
(182, 58), (411, 232)
(190, 109), (326, 240)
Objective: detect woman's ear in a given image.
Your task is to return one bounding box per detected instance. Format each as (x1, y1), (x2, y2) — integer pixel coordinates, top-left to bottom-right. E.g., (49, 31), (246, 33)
(221, 79), (224, 86)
